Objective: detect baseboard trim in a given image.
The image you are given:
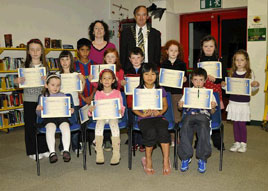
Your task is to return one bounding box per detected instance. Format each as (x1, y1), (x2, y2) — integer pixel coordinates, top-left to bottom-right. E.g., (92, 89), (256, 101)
(249, 120), (263, 126)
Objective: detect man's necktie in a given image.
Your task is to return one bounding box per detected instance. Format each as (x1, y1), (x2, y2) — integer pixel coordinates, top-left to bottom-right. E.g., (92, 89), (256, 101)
(138, 27), (145, 54)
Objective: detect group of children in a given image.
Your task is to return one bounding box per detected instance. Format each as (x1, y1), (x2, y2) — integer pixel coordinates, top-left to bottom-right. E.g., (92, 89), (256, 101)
(19, 34), (259, 175)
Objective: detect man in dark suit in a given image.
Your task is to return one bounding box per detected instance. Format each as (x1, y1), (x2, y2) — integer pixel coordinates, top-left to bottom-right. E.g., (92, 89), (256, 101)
(120, 5), (161, 71)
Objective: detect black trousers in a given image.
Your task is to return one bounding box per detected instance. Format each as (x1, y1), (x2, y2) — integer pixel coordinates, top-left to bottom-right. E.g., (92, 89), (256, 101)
(178, 114), (211, 161)
(24, 101), (48, 155)
(138, 117), (170, 147)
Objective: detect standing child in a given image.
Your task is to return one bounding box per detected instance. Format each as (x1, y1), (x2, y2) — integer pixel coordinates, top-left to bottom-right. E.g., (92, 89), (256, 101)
(36, 74), (73, 163)
(132, 64), (171, 175)
(224, 49), (259, 153)
(178, 68), (216, 173)
(125, 47), (144, 152)
(74, 38), (95, 106)
(161, 40), (187, 146)
(57, 50), (85, 154)
(103, 48), (126, 91)
(196, 35), (227, 150)
(16, 39), (49, 160)
(88, 69), (125, 165)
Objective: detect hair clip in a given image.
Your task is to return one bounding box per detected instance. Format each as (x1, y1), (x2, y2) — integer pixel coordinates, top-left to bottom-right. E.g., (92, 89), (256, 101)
(46, 74), (60, 83)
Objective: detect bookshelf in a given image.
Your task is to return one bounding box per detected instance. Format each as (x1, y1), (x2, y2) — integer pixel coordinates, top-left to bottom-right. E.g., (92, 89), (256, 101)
(0, 47), (77, 132)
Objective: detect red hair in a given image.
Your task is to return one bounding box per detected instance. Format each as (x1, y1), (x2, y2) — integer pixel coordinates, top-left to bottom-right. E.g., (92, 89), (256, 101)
(162, 40), (184, 62)
(103, 48), (121, 71)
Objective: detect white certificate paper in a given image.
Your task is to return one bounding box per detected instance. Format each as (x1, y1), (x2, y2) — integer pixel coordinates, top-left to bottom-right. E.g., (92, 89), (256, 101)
(41, 97), (71, 118)
(124, 77), (140, 95)
(90, 64), (116, 82)
(61, 73), (82, 92)
(133, 88), (162, 110)
(18, 67), (46, 88)
(79, 104), (90, 124)
(159, 68), (184, 88)
(183, 88), (213, 109)
(92, 98), (121, 120)
(197, 61), (222, 78)
(226, 77), (251, 96)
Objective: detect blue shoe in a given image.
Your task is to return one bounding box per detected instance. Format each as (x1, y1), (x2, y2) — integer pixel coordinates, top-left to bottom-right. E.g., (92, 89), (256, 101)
(180, 158), (191, 172)
(198, 159), (206, 173)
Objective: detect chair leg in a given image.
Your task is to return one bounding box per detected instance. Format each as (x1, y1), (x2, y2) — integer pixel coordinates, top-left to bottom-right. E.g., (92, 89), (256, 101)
(133, 131), (136, 157)
(219, 124), (224, 171)
(128, 126), (133, 170)
(174, 128), (178, 170)
(82, 125), (87, 170)
(77, 130), (80, 158)
(35, 130), (40, 176)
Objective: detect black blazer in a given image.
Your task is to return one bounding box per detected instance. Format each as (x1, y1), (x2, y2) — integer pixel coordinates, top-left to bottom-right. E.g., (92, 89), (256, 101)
(120, 24), (161, 71)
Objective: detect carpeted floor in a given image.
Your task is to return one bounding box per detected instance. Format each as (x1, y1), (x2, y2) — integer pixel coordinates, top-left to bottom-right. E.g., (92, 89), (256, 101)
(0, 121), (268, 191)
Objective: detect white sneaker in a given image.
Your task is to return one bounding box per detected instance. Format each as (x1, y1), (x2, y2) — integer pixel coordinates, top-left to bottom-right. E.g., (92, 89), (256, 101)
(28, 154), (44, 160)
(229, 142), (241, 152)
(170, 141), (175, 147)
(74, 149), (83, 155)
(237, 142), (247, 153)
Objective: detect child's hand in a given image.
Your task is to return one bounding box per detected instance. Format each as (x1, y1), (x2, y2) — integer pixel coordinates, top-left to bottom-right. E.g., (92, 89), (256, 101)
(36, 105), (43, 111)
(221, 81), (226, 87)
(41, 76), (46, 81)
(88, 75), (93, 82)
(119, 109), (124, 116)
(121, 80), (127, 86)
(183, 76), (187, 83)
(88, 105), (95, 112)
(142, 110), (152, 117)
(207, 75), (216, 82)
(178, 101), (184, 108)
(151, 110), (161, 117)
(251, 81), (260, 87)
(70, 108), (74, 114)
(84, 96), (93, 105)
(15, 77), (25, 84)
(211, 101), (216, 109)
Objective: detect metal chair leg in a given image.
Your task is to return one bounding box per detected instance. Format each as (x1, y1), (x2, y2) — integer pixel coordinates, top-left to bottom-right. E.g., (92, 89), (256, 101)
(35, 130), (40, 176)
(174, 128), (178, 170)
(219, 124), (224, 171)
(128, 126), (133, 170)
(83, 125), (87, 170)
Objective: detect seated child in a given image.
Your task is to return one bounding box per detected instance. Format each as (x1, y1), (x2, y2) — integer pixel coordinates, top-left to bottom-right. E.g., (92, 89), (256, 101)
(178, 68), (216, 173)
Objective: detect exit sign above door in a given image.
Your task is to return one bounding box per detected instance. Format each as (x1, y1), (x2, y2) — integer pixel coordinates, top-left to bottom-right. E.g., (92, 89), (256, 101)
(200, 0), (221, 9)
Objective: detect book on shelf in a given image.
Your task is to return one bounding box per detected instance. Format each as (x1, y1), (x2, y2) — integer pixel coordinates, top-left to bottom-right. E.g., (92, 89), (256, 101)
(0, 57), (24, 71)
(0, 110), (24, 128)
(0, 92), (23, 109)
(47, 58), (60, 70)
(0, 75), (17, 90)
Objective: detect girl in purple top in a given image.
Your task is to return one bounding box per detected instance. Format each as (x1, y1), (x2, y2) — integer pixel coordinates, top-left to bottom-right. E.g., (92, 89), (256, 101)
(223, 50), (259, 153)
(88, 20), (116, 64)
(132, 64), (171, 175)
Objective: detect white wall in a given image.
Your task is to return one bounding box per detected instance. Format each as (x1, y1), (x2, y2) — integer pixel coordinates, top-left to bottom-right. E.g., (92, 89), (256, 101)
(0, 0), (116, 49)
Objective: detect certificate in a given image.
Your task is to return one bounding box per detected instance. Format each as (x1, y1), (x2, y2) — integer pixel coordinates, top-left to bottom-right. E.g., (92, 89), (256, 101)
(90, 64), (116, 82)
(226, 77), (251, 96)
(92, 98), (121, 120)
(159, 68), (184, 88)
(79, 104), (90, 124)
(183, 88), (213, 109)
(41, 97), (71, 118)
(60, 73), (82, 92)
(197, 61), (222, 78)
(124, 77), (140, 95)
(18, 67), (46, 88)
(133, 88), (162, 110)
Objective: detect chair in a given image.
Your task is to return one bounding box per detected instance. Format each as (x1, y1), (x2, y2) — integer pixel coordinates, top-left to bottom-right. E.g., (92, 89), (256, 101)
(174, 92), (224, 171)
(35, 93), (81, 176)
(82, 92), (128, 170)
(128, 92), (177, 170)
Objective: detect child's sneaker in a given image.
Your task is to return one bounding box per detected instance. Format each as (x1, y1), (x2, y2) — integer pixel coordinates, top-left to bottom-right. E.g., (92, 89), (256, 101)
(229, 142), (241, 152)
(237, 142), (247, 153)
(170, 141), (175, 147)
(180, 158), (191, 172)
(198, 159), (206, 173)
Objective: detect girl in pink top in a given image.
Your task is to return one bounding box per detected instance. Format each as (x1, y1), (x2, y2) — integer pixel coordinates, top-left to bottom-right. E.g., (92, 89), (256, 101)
(88, 69), (125, 165)
(103, 48), (126, 91)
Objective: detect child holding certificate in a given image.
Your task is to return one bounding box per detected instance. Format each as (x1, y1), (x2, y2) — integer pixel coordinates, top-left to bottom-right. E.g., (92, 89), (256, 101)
(15, 39), (49, 160)
(132, 64), (171, 176)
(223, 50), (259, 153)
(88, 69), (125, 165)
(36, 74), (73, 163)
(57, 50), (85, 155)
(196, 35), (227, 150)
(178, 68), (216, 173)
(161, 40), (187, 147)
